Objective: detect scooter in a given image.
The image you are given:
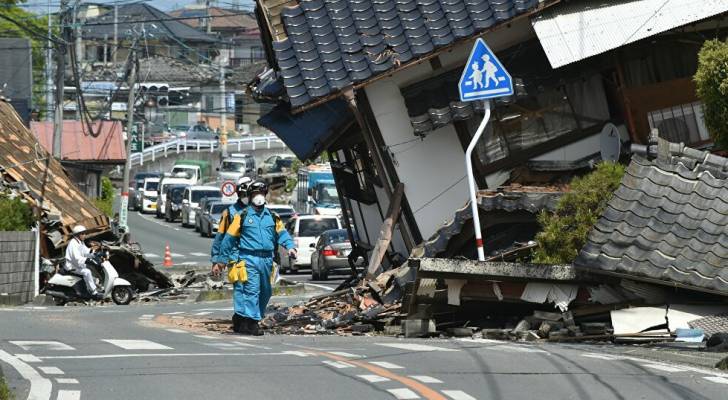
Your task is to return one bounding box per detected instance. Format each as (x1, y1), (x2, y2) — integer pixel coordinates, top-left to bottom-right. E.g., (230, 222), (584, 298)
(45, 247), (135, 306)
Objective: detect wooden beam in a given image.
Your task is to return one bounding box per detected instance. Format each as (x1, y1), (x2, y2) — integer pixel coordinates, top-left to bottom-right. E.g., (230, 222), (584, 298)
(365, 182), (405, 280)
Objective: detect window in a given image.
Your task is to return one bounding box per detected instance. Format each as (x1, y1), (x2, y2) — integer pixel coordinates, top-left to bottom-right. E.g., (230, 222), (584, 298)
(648, 102), (710, 145)
(192, 190), (221, 203)
(250, 46), (264, 62)
(144, 181), (159, 191)
(298, 219), (340, 237)
(204, 95), (215, 113)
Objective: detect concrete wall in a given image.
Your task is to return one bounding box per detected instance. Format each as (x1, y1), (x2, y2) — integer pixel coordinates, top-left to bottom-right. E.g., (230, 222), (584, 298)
(0, 231), (36, 305)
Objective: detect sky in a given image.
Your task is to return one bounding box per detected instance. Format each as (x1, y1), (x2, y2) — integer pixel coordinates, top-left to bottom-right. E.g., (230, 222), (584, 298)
(18, 0), (255, 14)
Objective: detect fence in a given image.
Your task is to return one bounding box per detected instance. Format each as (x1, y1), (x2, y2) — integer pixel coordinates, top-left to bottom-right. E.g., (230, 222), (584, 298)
(0, 231), (37, 305)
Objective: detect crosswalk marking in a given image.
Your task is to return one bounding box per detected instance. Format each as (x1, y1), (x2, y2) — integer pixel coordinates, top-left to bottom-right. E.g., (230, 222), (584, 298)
(377, 343), (457, 352)
(102, 339), (172, 350)
(704, 376), (728, 384)
(139, 314), (155, 320)
(189, 252), (208, 257)
(145, 253), (161, 258)
(442, 390), (477, 400)
(387, 388), (420, 399)
(329, 351), (364, 358)
(38, 366), (64, 375)
(15, 354), (41, 363)
(57, 390), (81, 400)
(581, 353), (625, 361)
(369, 361), (404, 369)
(165, 329), (188, 334)
(163, 311), (186, 315)
(492, 345), (547, 354)
(193, 311), (213, 316)
(409, 375), (442, 383)
(170, 253), (185, 258)
(178, 262), (198, 266)
(194, 335), (217, 339)
(56, 378), (79, 384)
(10, 341), (75, 351)
(322, 360), (354, 369)
(358, 374), (390, 383)
(641, 364), (685, 373)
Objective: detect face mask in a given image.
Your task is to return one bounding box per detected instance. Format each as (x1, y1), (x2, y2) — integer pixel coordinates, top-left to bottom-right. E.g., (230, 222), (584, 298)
(251, 194), (266, 207)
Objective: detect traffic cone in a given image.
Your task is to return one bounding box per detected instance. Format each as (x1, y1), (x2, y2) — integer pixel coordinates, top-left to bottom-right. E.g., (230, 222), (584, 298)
(163, 242), (174, 267)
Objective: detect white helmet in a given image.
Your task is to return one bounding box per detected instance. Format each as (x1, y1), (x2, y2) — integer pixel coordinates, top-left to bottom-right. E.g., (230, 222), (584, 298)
(237, 176), (252, 186)
(72, 225), (87, 235)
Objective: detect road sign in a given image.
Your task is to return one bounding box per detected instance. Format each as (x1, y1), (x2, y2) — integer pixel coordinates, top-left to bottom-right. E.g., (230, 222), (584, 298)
(459, 38), (513, 102)
(221, 181), (236, 197)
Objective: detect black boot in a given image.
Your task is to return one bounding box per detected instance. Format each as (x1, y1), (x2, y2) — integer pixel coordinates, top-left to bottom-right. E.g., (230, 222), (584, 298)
(232, 314), (246, 334)
(248, 319), (263, 336)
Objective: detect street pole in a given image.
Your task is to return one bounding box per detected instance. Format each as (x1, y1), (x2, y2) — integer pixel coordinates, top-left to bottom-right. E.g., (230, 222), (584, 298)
(44, 0), (53, 121)
(73, 2), (82, 120)
(120, 50), (137, 232)
(219, 63), (227, 158)
(53, 0), (70, 158)
(113, 4), (118, 64)
(465, 100), (491, 261)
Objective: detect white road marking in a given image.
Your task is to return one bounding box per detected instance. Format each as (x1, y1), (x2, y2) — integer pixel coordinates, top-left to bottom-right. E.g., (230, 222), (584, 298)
(193, 335), (217, 339)
(304, 283), (336, 292)
(581, 353), (626, 361)
(15, 353), (41, 363)
(281, 351), (310, 357)
(102, 339), (173, 350)
(56, 378), (79, 384)
(0, 349), (52, 400)
(165, 329), (188, 334)
(376, 343), (457, 352)
(171, 316), (185, 319)
(193, 311), (213, 316)
(38, 366), (64, 375)
(328, 351), (364, 358)
(189, 252), (208, 257)
(194, 307), (233, 311)
(387, 388), (420, 399)
(234, 342), (272, 350)
(492, 345), (547, 354)
(704, 376), (728, 384)
(409, 375), (442, 383)
(170, 253), (185, 258)
(641, 364), (685, 373)
(10, 341), (75, 351)
(24, 306), (48, 310)
(57, 390), (81, 400)
(442, 390), (477, 400)
(322, 360), (354, 369)
(456, 338), (502, 344)
(203, 343), (236, 348)
(41, 351), (303, 360)
(145, 253), (161, 258)
(358, 374), (390, 383)
(163, 311), (186, 315)
(139, 314), (155, 320)
(235, 336), (262, 342)
(369, 361), (404, 369)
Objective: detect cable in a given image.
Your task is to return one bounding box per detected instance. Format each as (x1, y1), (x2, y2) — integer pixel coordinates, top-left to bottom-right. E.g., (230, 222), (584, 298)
(413, 175), (467, 215)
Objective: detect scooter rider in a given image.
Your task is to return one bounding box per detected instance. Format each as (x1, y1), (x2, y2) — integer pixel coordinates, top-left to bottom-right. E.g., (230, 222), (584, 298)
(64, 225), (103, 300)
(211, 176), (252, 275)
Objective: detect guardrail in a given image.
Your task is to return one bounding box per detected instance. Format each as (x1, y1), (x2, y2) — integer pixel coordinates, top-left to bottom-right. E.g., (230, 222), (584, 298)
(129, 135), (286, 167)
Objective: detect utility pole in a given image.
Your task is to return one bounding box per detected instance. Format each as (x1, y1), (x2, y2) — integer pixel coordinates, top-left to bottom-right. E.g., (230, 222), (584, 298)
(205, 0), (212, 34)
(219, 63), (227, 157)
(45, 0), (54, 121)
(53, 0), (71, 158)
(113, 4), (118, 63)
(73, 2), (82, 120)
(120, 49), (137, 233)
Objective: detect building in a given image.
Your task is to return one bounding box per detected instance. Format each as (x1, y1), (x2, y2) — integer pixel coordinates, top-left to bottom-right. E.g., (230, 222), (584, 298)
(249, 0), (728, 269)
(0, 38), (33, 124)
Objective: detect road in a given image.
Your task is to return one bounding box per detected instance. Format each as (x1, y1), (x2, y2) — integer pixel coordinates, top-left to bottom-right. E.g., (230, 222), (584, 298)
(126, 210), (344, 290)
(1, 302), (727, 400)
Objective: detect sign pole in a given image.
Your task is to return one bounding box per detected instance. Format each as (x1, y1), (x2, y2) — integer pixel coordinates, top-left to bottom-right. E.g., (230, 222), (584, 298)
(465, 100), (490, 261)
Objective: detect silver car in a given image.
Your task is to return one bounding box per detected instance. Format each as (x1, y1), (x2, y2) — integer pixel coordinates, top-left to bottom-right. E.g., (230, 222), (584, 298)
(310, 229), (354, 280)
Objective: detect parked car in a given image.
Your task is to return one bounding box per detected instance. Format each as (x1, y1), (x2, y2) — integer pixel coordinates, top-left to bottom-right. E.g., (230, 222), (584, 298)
(217, 153), (256, 182)
(170, 125), (190, 139)
(181, 186), (221, 228)
(267, 204), (296, 224)
(140, 177), (160, 213)
(129, 172), (160, 210)
(310, 229), (359, 280)
(164, 184), (189, 222)
(195, 196), (223, 232)
(185, 124), (218, 141)
(155, 176), (195, 219)
(278, 215), (342, 274)
(258, 154), (295, 175)
(199, 201), (230, 238)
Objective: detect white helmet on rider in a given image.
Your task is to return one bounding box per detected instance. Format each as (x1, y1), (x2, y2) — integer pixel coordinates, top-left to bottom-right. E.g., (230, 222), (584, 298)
(72, 225), (86, 235)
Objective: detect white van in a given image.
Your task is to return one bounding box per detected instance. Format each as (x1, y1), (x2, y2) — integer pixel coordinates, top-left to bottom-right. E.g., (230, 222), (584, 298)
(278, 215), (341, 273)
(180, 185), (221, 228)
(217, 154), (256, 182)
(155, 175), (195, 219)
(140, 177), (160, 213)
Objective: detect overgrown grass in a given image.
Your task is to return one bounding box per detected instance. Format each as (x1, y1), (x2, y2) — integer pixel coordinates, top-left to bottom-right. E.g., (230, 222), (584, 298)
(93, 176), (115, 217)
(0, 375), (14, 400)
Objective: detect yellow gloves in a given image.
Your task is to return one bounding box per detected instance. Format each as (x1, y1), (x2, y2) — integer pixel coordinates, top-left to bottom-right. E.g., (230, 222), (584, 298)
(227, 260), (248, 283)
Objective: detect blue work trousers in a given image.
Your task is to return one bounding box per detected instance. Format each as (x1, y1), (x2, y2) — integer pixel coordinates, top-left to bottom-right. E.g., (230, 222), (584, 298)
(233, 253), (273, 321)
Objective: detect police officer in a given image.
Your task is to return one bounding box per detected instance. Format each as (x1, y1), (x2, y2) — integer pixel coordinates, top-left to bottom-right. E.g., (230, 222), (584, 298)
(220, 180), (297, 335)
(210, 176), (252, 275)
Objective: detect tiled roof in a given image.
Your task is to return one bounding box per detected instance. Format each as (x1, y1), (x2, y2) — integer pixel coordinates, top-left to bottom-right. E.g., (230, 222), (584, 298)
(576, 139), (728, 294)
(81, 56), (218, 85)
(169, 7), (258, 31)
(31, 121), (125, 163)
(271, 0), (540, 108)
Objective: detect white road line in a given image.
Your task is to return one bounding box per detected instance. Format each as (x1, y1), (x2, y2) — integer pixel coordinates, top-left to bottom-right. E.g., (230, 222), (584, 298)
(15, 353), (41, 363)
(57, 390), (81, 400)
(322, 360), (354, 369)
(235, 336), (262, 342)
(10, 341), (75, 351)
(203, 343), (236, 348)
(170, 253), (185, 258)
(193, 311), (213, 316)
(145, 253), (161, 258)
(581, 353), (626, 361)
(641, 364), (685, 373)
(358, 374), (390, 383)
(189, 252), (208, 257)
(492, 345), (547, 354)
(171, 316), (185, 319)
(376, 343), (457, 352)
(442, 390), (477, 400)
(177, 262), (198, 266)
(0, 349), (52, 400)
(40, 351), (301, 360)
(102, 339), (173, 350)
(409, 375), (442, 383)
(704, 376), (728, 384)
(369, 361), (404, 369)
(328, 351), (364, 358)
(165, 329), (188, 334)
(304, 283), (336, 292)
(163, 311), (187, 315)
(234, 342), (272, 350)
(193, 335), (217, 339)
(139, 314), (155, 320)
(38, 366), (64, 375)
(387, 388), (420, 399)
(56, 378), (79, 384)
(281, 351), (311, 357)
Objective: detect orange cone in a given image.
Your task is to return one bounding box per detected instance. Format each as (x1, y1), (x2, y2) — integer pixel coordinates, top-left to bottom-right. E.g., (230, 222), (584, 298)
(163, 242), (174, 267)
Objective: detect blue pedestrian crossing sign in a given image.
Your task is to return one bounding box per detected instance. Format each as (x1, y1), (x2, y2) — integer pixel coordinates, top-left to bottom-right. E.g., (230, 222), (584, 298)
(459, 38), (513, 102)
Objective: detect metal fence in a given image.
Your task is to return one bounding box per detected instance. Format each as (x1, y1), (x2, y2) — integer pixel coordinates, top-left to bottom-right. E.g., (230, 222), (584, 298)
(0, 231), (36, 305)
(129, 135), (286, 167)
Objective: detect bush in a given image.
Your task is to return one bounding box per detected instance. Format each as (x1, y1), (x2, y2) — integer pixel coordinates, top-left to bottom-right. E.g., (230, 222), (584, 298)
(694, 39), (728, 150)
(0, 375), (14, 400)
(93, 176), (114, 217)
(0, 195), (34, 231)
(532, 162), (625, 264)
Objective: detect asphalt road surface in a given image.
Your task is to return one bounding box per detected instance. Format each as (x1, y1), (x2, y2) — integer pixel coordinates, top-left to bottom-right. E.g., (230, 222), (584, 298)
(2, 302), (727, 400)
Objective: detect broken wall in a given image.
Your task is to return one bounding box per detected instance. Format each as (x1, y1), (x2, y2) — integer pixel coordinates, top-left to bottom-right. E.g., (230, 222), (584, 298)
(0, 231), (36, 305)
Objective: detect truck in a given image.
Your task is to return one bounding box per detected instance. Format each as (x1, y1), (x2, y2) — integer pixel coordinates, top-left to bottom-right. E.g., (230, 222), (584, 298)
(170, 160), (211, 184)
(292, 164), (341, 216)
(216, 153), (256, 182)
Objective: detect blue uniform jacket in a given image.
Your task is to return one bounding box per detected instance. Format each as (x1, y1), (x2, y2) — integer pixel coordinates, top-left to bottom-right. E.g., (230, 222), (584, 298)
(219, 205), (295, 263)
(210, 202), (246, 264)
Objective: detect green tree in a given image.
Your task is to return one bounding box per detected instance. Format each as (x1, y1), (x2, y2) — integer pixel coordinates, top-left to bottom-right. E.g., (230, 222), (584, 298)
(695, 39), (728, 150)
(532, 162), (625, 264)
(93, 177), (115, 217)
(0, 195), (34, 231)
